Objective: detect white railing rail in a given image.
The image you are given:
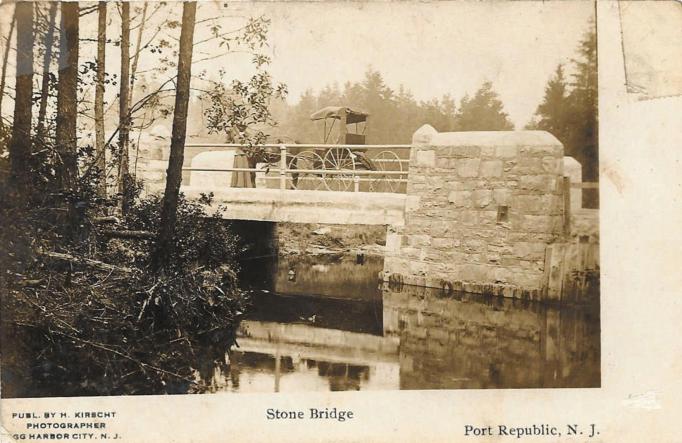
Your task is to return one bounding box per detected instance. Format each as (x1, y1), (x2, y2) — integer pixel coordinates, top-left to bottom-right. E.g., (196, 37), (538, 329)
(185, 143), (412, 150)
(182, 143), (411, 193)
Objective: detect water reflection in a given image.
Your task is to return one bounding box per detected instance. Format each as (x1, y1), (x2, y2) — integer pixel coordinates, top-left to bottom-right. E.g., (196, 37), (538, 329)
(259, 254), (384, 300)
(201, 345), (399, 393)
(204, 254), (600, 392)
(383, 286), (600, 389)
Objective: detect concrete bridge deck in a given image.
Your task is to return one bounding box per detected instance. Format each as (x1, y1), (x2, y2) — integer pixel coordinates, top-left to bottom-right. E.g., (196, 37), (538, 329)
(181, 186), (407, 225)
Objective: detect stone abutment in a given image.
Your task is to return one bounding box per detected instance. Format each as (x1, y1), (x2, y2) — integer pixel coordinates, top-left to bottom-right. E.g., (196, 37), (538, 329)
(382, 126), (575, 302)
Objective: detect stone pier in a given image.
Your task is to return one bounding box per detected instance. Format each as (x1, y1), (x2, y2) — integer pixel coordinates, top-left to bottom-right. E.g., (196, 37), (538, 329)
(383, 126), (565, 300)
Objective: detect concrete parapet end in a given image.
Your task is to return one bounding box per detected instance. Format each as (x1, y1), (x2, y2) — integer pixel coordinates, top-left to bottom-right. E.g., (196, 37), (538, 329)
(412, 124), (438, 145)
(189, 150), (238, 187)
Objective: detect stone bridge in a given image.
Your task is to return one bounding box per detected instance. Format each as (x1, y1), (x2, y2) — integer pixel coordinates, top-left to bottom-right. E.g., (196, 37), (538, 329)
(139, 126), (598, 304)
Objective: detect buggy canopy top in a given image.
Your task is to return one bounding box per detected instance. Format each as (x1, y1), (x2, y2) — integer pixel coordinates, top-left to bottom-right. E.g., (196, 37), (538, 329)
(310, 106), (369, 125)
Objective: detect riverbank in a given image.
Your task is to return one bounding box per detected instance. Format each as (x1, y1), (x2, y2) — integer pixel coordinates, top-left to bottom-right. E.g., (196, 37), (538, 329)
(275, 223), (387, 257)
(0, 194), (247, 398)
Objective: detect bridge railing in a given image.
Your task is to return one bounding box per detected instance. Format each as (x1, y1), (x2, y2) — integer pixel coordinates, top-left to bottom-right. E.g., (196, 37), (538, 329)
(182, 143), (411, 193)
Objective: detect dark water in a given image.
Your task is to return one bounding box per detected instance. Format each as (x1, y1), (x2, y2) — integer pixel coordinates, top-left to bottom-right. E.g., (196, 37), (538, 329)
(201, 254), (600, 392)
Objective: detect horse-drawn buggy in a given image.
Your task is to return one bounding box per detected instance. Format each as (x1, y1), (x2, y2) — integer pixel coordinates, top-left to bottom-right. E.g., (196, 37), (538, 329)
(285, 106), (405, 192)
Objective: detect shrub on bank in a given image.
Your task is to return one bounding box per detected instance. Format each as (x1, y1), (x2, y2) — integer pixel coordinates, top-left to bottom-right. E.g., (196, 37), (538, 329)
(0, 190), (247, 397)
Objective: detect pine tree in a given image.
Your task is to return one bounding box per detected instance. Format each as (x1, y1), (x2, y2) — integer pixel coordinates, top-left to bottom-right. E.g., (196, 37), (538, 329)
(0, 9), (16, 125)
(567, 26), (598, 207)
(394, 85), (419, 142)
(272, 68), (460, 144)
(55, 2), (79, 192)
(454, 81), (514, 131)
(8, 2), (33, 195)
(94, 1), (107, 197)
(527, 25), (598, 207)
(440, 94), (457, 132)
(35, 2), (58, 145)
(527, 64), (568, 141)
(153, 1), (197, 272)
(118, 2), (132, 213)
(567, 27), (598, 178)
(317, 83), (342, 109)
(289, 89), (318, 143)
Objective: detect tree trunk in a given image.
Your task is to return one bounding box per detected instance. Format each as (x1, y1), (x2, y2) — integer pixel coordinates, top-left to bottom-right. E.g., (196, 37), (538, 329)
(128, 2), (147, 105)
(129, 2), (148, 180)
(8, 2), (34, 195)
(94, 1), (107, 197)
(152, 2), (196, 272)
(55, 2), (79, 192)
(35, 2), (58, 145)
(118, 1), (132, 213)
(0, 9), (16, 124)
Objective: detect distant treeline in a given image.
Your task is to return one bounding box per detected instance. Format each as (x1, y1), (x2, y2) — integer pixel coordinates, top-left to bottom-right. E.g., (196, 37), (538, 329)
(271, 26), (597, 205)
(270, 72), (513, 145)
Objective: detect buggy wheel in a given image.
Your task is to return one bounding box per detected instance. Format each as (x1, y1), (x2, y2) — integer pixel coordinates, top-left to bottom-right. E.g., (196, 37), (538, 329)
(370, 150), (404, 193)
(287, 151), (325, 190)
(323, 147), (356, 192)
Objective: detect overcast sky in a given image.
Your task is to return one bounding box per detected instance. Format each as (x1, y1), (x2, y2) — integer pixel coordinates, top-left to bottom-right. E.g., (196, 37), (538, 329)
(1, 1), (595, 130)
(251, 1), (596, 128)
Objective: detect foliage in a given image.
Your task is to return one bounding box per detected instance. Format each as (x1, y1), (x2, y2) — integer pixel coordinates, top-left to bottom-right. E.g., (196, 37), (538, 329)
(0, 189), (248, 397)
(566, 27), (598, 178)
(201, 17), (288, 164)
(0, 3), (273, 397)
(453, 81), (514, 131)
(125, 192), (242, 273)
(527, 25), (598, 206)
(526, 65), (568, 135)
(271, 69), (514, 145)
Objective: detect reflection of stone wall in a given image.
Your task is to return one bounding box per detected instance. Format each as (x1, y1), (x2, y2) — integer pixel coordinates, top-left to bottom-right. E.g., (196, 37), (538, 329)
(382, 285), (600, 389)
(384, 127), (564, 298)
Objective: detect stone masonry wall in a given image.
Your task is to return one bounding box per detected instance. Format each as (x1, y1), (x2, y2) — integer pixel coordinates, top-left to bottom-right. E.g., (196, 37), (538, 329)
(383, 126), (564, 299)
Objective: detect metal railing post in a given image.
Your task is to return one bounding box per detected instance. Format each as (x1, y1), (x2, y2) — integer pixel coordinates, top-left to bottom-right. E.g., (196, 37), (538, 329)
(279, 144), (287, 190)
(353, 174), (360, 192)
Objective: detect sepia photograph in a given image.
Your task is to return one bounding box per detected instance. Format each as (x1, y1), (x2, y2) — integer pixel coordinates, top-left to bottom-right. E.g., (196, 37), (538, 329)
(0, 0), (601, 403)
